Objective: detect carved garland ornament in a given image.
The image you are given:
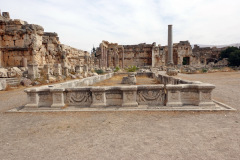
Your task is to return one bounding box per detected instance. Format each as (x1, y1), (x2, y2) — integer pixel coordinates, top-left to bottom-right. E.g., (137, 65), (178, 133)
(66, 92), (92, 104)
(138, 90), (163, 102)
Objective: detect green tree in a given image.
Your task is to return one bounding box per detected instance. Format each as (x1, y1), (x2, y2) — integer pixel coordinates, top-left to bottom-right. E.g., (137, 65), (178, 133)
(228, 50), (240, 66)
(220, 47), (239, 59)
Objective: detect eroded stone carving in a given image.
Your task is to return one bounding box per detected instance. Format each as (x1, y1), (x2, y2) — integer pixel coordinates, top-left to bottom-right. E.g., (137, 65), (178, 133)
(66, 92), (92, 104)
(138, 90), (163, 102)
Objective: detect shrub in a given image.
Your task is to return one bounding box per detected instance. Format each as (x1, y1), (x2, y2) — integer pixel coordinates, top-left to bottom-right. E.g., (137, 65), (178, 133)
(95, 69), (104, 75)
(201, 68), (208, 73)
(114, 66), (120, 72)
(126, 66), (139, 72)
(220, 47), (239, 60)
(228, 50), (240, 66)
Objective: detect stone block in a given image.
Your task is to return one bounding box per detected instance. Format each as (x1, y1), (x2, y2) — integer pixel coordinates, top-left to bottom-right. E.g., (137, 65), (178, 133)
(121, 86), (138, 107)
(166, 85), (183, 107)
(15, 40), (24, 47)
(137, 85), (165, 106)
(0, 79), (7, 91)
(0, 68), (8, 78)
(121, 72), (136, 85)
(24, 88), (39, 108)
(90, 87), (106, 107)
(198, 84), (215, 106)
(50, 88), (65, 108)
(28, 64), (39, 80)
(65, 88), (92, 107)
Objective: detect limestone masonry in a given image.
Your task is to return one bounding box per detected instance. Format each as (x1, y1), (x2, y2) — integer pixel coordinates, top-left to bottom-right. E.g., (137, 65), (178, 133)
(0, 12), (92, 70)
(94, 40), (229, 69)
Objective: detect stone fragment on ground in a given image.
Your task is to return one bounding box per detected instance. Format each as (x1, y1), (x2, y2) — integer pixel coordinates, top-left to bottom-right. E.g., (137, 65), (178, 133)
(20, 78), (32, 86)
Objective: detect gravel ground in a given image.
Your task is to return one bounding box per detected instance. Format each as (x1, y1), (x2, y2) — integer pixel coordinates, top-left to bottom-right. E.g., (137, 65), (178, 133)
(0, 72), (240, 160)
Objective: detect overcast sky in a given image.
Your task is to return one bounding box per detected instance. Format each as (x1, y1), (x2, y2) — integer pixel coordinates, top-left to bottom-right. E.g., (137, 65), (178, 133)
(1, 0), (240, 52)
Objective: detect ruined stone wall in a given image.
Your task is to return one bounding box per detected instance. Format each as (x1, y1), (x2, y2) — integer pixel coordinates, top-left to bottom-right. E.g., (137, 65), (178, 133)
(192, 45), (226, 66)
(123, 43), (152, 67)
(95, 41), (153, 69)
(94, 41), (229, 69)
(0, 12), (90, 70)
(173, 41), (194, 65)
(0, 17), (43, 67)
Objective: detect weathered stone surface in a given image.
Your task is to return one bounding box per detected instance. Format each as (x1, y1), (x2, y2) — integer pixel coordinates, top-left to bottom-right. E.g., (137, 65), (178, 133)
(121, 72), (136, 85)
(21, 78), (32, 86)
(166, 68), (178, 76)
(0, 11), (91, 73)
(0, 79), (7, 90)
(0, 68), (8, 78)
(93, 73), (98, 76)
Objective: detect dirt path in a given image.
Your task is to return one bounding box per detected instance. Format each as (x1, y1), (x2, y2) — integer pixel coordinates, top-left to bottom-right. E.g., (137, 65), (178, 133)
(0, 72), (240, 160)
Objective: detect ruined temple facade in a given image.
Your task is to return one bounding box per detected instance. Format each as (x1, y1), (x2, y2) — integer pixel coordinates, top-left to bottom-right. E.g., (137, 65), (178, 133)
(94, 40), (228, 69)
(0, 12), (91, 71)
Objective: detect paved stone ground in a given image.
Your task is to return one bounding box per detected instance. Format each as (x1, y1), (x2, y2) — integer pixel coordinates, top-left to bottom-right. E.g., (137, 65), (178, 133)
(0, 72), (240, 160)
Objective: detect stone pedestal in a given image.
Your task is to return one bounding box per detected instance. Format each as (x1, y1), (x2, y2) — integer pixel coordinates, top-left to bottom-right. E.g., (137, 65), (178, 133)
(24, 89), (39, 108)
(53, 64), (62, 76)
(121, 86), (138, 107)
(166, 85), (182, 107)
(198, 84), (215, 106)
(50, 88), (65, 108)
(90, 87), (106, 107)
(28, 64), (38, 80)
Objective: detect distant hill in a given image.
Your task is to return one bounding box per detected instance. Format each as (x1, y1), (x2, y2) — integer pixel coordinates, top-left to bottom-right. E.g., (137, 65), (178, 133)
(194, 43), (240, 48)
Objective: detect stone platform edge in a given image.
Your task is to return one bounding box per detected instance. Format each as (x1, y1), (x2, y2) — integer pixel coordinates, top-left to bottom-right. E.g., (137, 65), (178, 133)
(7, 100), (236, 113)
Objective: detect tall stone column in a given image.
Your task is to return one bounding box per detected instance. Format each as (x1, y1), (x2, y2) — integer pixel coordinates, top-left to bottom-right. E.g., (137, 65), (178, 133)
(122, 47), (124, 68)
(168, 25), (173, 66)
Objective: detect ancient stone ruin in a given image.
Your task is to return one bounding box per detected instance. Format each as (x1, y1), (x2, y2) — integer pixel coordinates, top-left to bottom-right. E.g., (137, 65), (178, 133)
(0, 11), (95, 90)
(121, 72), (137, 85)
(0, 11), (235, 112)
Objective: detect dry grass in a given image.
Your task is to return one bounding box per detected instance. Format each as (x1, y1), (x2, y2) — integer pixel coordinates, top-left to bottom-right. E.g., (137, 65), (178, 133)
(92, 75), (159, 86)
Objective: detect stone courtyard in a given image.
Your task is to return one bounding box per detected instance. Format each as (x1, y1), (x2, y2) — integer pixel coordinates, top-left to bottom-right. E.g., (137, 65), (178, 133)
(0, 71), (240, 159)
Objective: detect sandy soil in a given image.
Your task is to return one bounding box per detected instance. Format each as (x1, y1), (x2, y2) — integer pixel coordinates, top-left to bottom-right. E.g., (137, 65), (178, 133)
(0, 72), (240, 160)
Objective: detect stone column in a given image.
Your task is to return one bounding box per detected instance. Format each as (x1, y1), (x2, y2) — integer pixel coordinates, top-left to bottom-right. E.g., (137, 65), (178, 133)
(152, 43), (157, 68)
(23, 57), (27, 68)
(90, 87), (106, 107)
(50, 88), (65, 108)
(28, 64), (38, 80)
(166, 84), (182, 107)
(168, 25), (173, 66)
(121, 86), (138, 107)
(122, 48), (124, 68)
(115, 53), (119, 68)
(24, 88), (39, 108)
